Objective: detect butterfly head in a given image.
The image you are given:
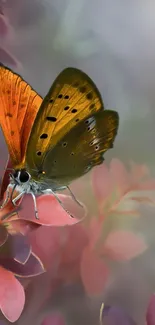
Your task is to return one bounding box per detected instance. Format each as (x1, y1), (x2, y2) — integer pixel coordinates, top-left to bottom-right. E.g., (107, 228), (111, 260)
(11, 169), (31, 185)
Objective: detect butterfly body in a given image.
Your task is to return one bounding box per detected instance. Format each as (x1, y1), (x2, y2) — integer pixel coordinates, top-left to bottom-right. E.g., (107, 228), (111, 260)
(0, 63), (119, 218)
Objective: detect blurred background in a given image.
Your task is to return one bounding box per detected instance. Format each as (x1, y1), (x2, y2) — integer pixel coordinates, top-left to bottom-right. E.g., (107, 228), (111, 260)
(1, 1), (155, 325)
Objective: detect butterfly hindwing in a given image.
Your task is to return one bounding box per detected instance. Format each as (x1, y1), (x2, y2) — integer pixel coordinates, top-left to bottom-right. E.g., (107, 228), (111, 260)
(26, 67), (104, 173)
(28, 108), (119, 188)
(41, 109), (119, 188)
(0, 63), (42, 168)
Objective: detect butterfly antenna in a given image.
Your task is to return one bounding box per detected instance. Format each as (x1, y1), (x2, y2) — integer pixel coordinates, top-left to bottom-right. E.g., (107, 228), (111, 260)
(66, 186), (84, 208)
(30, 192), (39, 220)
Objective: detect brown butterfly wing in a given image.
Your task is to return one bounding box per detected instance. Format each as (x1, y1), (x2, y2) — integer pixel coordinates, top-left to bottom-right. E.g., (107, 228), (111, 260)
(26, 67), (104, 174)
(0, 63), (42, 168)
(40, 110), (119, 188)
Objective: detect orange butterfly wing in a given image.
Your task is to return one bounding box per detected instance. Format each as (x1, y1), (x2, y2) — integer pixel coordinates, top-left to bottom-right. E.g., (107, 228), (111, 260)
(0, 63), (42, 169)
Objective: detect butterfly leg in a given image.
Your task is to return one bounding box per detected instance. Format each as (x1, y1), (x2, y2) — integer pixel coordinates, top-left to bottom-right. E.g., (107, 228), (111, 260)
(12, 191), (39, 219)
(12, 192), (24, 206)
(66, 185), (84, 208)
(0, 184), (12, 208)
(29, 192), (39, 220)
(42, 189), (74, 218)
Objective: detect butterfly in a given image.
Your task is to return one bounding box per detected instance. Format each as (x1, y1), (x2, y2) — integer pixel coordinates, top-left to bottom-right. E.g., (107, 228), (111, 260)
(0, 63), (119, 219)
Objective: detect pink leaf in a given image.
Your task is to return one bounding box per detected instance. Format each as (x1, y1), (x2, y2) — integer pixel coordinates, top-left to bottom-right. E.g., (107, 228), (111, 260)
(80, 246), (109, 296)
(0, 266), (25, 322)
(103, 231), (147, 261)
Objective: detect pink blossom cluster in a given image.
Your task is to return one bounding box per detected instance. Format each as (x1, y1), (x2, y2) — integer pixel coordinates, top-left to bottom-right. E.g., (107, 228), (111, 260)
(0, 158), (155, 324)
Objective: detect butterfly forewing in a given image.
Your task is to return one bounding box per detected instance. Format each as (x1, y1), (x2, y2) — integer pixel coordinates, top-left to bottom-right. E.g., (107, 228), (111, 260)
(26, 67), (104, 173)
(0, 63), (42, 168)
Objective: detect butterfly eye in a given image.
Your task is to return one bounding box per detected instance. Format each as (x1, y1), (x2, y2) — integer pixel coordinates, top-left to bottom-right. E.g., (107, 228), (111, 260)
(37, 151), (42, 156)
(19, 170), (30, 183)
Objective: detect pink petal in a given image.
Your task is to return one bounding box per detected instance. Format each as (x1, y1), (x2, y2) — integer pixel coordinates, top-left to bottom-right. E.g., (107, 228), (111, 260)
(80, 246), (109, 296)
(139, 179), (155, 190)
(0, 253), (45, 277)
(10, 234), (31, 264)
(41, 313), (66, 325)
(8, 219), (40, 235)
(130, 162), (149, 182)
(0, 226), (8, 246)
(102, 231), (147, 261)
(92, 164), (113, 202)
(146, 294), (155, 325)
(0, 47), (19, 67)
(0, 266), (25, 322)
(88, 218), (103, 249)
(0, 233), (31, 264)
(18, 194), (86, 226)
(60, 224), (88, 264)
(29, 226), (64, 269)
(109, 159), (130, 194)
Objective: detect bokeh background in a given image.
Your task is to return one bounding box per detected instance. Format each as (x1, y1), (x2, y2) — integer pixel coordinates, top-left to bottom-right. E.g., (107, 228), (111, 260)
(1, 1), (155, 325)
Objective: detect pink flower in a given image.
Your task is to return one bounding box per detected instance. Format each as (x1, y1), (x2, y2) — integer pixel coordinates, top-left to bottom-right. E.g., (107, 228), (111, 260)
(80, 159), (155, 296)
(0, 157), (85, 322)
(0, 195), (46, 322)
